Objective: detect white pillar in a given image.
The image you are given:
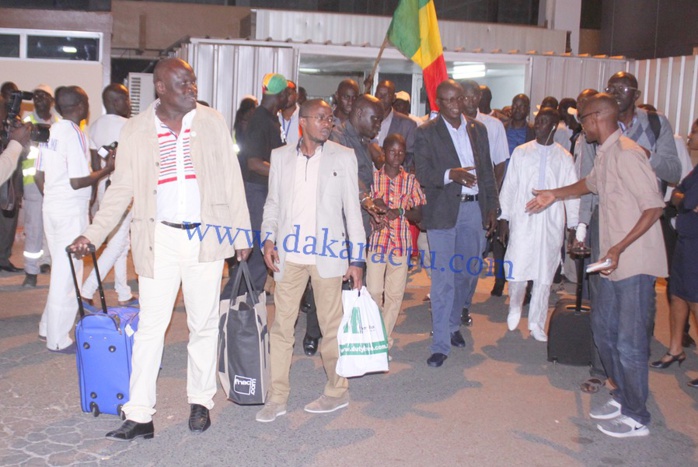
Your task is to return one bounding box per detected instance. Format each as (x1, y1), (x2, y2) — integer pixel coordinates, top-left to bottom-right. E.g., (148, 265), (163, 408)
(542, 0), (583, 55)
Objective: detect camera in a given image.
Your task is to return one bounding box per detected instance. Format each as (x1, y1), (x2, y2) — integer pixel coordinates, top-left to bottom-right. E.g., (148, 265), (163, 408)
(4, 90), (50, 143)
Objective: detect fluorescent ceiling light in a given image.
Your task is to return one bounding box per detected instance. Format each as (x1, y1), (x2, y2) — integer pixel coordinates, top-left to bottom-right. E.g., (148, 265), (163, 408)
(62, 46), (77, 53)
(452, 64), (486, 79)
(299, 67), (321, 74)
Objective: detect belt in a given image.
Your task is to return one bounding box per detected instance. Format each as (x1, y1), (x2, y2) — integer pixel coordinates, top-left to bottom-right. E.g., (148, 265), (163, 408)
(161, 221), (202, 230)
(458, 194), (479, 202)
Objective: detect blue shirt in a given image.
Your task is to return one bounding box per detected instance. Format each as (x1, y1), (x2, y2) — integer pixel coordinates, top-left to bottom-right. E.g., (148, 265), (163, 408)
(506, 126), (528, 155)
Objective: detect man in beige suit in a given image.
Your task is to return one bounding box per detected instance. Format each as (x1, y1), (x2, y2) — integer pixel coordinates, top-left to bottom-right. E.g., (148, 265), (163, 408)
(69, 58), (251, 440)
(256, 99), (365, 422)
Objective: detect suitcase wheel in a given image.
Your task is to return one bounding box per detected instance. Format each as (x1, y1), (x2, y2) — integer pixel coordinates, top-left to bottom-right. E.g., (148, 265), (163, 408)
(89, 402), (100, 417)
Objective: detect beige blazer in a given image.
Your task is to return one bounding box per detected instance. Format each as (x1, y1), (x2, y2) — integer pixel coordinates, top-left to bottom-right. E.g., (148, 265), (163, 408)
(262, 140), (366, 281)
(83, 102), (251, 278)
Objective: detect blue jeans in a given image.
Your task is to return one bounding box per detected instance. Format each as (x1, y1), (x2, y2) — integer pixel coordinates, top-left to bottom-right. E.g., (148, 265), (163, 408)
(591, 274), (654, 425)
(427, 202), (486, 355)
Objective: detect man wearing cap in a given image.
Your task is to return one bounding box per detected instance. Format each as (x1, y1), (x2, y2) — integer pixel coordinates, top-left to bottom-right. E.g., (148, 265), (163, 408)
(224, 73), (289, 298)
(393, 90), (424, 126)
(21, 84), (58, 287)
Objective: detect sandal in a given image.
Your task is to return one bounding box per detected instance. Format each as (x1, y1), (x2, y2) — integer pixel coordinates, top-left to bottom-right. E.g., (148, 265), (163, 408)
(580, 377), (606, 394)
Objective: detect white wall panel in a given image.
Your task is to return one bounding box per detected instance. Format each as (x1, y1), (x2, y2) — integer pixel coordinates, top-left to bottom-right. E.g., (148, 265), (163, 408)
(630, 55), (698, 137)
(176, 39), (297, 131)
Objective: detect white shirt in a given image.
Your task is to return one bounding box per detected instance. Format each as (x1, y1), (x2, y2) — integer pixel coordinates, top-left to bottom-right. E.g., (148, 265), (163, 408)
(37, 120), (91, 214)
(499, 141), (579, 283)
(476, 110), (509, 166)
(279, 104), (300, 147)
(286, 143), (323, 265)
(89, 113), (128, 203)
(376, 108), (395, 146)
(154, 106), (201, 223)
(442, 115), (478, 195)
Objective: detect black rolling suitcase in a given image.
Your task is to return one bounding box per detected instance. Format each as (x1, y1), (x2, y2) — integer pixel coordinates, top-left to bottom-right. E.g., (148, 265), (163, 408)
(67, 245), (140, 417)
(547, 247), (592, 365)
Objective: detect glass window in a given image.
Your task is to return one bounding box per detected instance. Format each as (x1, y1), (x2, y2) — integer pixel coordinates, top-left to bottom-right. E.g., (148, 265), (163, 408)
(27, 35), (99, 61)
(0, 34), (20, 58)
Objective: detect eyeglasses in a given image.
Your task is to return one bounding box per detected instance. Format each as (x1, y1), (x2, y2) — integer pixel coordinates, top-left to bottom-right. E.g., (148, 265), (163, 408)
(437, 95), (465, 105)
(578, 110), (600, 123)
(604, 85), (638, 94)
(301, 115), (334, 124)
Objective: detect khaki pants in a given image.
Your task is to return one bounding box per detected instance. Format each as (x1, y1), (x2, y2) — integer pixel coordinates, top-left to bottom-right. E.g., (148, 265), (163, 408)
(366, 249), (409, 348)
(269, 262), (346, 404)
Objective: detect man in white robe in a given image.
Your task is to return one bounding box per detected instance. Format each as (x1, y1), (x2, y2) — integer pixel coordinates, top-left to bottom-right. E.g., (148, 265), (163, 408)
(498, 107), (580, 342)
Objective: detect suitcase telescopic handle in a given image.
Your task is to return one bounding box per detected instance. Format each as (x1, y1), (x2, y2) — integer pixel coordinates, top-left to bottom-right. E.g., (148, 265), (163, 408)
(66, 244), (108, 317)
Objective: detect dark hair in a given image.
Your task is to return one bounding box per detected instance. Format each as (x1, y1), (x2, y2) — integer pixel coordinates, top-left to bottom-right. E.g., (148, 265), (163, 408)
(233, 97), (258, 135)
(383, 133), (406, 151)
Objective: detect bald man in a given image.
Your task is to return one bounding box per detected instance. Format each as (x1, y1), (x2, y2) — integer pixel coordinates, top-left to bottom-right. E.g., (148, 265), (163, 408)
(70, 58), (252, 440)
(527, 93), (666, 438)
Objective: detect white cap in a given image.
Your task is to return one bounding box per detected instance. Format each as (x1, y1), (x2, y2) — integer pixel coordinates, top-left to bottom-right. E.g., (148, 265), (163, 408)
(34, 84), (53, 98)
(395, 91), (410, 102)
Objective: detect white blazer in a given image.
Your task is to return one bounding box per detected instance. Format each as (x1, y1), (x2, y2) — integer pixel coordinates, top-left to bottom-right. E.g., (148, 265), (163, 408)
(262, 140), (366, 281)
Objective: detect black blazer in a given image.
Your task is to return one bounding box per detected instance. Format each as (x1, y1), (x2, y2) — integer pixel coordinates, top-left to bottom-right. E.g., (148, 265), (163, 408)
(414, 115), (499, 230)
(387, 110), (417, 168)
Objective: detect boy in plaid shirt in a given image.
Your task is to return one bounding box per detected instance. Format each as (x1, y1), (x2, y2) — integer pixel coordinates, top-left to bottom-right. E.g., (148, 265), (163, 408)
(366, 134), (426, 349)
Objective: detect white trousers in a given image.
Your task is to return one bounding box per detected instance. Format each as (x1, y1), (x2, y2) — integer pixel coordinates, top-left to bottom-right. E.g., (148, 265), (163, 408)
(123, 222), (224, 423)
(40, 207), (88, 350)
(81, 210), (133, 302)
(23, 183), (50, 274)
(508, 281), (552, 332)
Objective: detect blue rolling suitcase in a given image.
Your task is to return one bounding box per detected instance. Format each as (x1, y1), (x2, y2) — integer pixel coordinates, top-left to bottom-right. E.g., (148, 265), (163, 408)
(67, 245), (139, 417)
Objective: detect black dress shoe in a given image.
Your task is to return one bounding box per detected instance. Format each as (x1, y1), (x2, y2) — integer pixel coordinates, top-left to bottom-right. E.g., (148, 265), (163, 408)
(450, 330), (466, 348)
(491, 281), (504, 297)
(461, 308), (473, 327)
(303, 335), (319, 356)
(427, 353), (448, 367)
(188, 404), (211, 433)
(688, 378), (698, 388)
(0, 262), (22, 273)
(106, 420), (154, 441)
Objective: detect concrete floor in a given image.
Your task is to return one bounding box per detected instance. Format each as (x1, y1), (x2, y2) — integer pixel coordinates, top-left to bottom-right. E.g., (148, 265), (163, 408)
(1, 239), (697, 466)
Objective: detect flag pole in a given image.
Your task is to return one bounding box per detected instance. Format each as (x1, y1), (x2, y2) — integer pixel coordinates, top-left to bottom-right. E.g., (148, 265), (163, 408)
(366, 35), (390, 92)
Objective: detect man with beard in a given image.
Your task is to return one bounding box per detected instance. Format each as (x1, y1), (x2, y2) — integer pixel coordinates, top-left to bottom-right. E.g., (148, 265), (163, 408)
(256, 99), (365, 422)
(69, 58), (251, 440)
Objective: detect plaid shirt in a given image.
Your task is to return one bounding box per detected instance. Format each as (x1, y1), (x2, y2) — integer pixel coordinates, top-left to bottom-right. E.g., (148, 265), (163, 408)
(369, 167), (426, 256)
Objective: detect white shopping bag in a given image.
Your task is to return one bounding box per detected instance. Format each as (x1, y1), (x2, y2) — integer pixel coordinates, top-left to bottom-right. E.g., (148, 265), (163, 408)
(336, 286), (389, 377)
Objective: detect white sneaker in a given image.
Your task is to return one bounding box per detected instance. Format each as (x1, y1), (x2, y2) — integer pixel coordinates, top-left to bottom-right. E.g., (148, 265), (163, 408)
(597, 415), (649, 438)
(255, 401), (287, 423)
(529, 327), (548, 342)
(507, 308), (521, 331)
(589, 398), (621, 420)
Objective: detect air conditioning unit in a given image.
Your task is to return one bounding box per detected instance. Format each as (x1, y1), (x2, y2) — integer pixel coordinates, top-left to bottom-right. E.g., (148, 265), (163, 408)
(127, 72), (155, 115)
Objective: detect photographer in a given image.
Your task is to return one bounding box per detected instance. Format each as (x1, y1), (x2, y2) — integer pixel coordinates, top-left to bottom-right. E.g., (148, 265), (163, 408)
(0, 120), (31, 185)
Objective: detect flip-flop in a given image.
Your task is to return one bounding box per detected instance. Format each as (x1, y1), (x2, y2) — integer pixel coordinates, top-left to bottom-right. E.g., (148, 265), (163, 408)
(580, 377), (605, 393)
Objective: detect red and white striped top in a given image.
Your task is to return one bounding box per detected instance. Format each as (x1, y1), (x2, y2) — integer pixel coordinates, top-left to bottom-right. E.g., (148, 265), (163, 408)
(154, 105), (201, 223)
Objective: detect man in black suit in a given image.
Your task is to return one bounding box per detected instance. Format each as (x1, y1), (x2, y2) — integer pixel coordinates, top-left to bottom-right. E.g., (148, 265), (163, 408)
(414, 80), (499, 368)
(375, 80), (417, 169)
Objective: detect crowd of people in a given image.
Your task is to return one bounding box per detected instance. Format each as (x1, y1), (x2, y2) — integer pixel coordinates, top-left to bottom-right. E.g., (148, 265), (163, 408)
(1, 56), (696, 441)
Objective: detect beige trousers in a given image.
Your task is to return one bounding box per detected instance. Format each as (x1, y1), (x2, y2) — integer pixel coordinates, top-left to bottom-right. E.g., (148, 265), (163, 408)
(268, 262), (346, 404)
(366, 249), (409, 348)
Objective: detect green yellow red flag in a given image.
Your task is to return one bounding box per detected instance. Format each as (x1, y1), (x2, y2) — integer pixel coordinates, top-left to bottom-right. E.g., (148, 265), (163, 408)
(387, 0), (449, 111)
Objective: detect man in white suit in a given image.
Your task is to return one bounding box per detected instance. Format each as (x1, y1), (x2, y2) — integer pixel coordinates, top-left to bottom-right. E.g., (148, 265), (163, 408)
(256, 99), (366, 422)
